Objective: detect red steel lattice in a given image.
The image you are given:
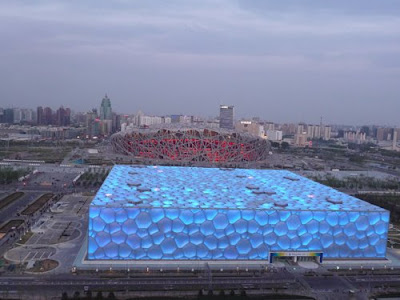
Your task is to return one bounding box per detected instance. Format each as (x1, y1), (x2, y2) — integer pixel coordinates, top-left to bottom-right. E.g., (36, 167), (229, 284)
(111, 128), (269, 163)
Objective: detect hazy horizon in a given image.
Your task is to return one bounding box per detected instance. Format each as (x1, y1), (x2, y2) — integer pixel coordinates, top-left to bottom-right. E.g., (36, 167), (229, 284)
(1, 1), (400, 126)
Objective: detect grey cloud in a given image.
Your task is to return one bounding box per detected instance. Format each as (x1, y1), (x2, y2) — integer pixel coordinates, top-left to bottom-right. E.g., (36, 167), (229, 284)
(0, 0), (399, 125)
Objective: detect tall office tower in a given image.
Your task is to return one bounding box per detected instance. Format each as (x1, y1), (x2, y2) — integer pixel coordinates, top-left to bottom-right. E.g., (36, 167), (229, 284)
(219, 105), (234, 129)
(112, 113), (121, 133)
(37, 107), (43, 125)
(86, 108), (99, 138)
(393, 130), (398, 150)
(100, 94), (112, 120)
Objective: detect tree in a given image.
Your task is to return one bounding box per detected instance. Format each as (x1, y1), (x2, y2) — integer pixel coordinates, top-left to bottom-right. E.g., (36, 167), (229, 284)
(271, 141), (280, 148)
(281, 142), (290, 150)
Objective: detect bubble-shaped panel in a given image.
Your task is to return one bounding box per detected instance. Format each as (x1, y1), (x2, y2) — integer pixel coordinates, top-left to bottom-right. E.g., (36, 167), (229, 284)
(88, 166), (389, 260)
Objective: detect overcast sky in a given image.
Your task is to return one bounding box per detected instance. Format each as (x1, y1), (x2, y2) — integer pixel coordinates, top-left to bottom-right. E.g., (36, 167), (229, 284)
(1, 1), (400, 125)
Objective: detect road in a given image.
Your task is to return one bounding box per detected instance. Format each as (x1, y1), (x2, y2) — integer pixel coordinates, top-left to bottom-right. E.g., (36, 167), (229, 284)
(0, 192), (41, 225)
(0, 271), (399, 299)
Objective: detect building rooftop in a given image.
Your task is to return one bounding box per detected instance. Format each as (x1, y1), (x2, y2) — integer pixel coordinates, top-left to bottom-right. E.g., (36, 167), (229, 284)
(91, 166), (385, 212)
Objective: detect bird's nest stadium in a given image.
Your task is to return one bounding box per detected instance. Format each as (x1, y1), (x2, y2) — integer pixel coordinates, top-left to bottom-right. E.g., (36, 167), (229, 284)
(111, 126), (270, 163)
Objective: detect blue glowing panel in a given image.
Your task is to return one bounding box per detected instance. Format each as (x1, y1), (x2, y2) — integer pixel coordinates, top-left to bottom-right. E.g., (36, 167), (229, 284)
(88, 166), (390, 260)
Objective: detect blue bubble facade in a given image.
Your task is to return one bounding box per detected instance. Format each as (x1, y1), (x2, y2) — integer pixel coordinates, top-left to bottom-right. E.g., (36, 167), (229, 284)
(88, 166), (389, 260)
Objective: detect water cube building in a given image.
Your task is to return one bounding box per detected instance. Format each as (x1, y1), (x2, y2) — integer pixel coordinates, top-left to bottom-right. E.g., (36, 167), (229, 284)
(88, 166), (389, 262)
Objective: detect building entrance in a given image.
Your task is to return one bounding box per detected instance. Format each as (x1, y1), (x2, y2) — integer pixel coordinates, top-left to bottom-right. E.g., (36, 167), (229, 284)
(269, 251), (323, 263)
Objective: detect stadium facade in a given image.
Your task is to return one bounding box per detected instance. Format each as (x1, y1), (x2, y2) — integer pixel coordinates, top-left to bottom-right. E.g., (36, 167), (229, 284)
(110, 126), (269, 163)
(88, 166), (389, 262)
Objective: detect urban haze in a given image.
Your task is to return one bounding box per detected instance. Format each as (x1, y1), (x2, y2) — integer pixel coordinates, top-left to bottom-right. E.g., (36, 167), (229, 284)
(1, 1), (400, 125)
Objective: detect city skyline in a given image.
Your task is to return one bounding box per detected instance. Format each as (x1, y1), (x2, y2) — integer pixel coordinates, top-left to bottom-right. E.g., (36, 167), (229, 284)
(1, 101), (400, 128)
(1, 1), (400, 125)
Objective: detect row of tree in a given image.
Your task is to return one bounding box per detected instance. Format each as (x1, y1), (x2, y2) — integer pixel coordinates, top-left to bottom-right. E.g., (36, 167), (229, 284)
(0, 167), (30, 184)
(75, 169), (110, 187)
(311, 175), (400, 190)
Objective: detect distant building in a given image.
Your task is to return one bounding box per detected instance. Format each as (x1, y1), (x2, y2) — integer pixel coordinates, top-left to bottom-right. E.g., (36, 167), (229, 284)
(393, 130), (398, 150)
(112, 113), (121, 133)
(235, 120), (265, 138)
(344, 131), (366, 143)
(323, 126), (331, 140)
(306, 125), (320, 139)
(304, 124), (331, 140)
(266, 130), (283, 141)
(281, 123), (297, 135)
(43, 107), (53, 125)
(86, 109), (99, 138)
(264, 122), (275, 131)
(56, 106), (71, 126)
(3, 108), (14, 124)
(13, 108), (22, 124)
(170, 115), (192, 124)
(100, 94), (112, 120)
(376, 127), (392, 141)
(297, 123), (306, 135)
(294, 132), (308, 146)
(37, 106), (43, 125)
(219, 105), (234, 129)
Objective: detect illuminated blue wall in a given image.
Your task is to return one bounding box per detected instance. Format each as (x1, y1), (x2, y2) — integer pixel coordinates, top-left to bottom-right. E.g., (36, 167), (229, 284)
(88, 207), (389, 260)
(88, 166), (389, 260)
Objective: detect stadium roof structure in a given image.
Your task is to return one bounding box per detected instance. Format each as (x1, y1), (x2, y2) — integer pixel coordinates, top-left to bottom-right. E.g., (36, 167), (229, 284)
(92, 166), (384, 212)
(110, 126), (270, 163)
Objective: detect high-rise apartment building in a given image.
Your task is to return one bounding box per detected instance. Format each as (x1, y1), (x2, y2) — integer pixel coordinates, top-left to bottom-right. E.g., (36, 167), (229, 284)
(376, 127), (392, 141)
(3, 108), (14, 124)
(323, 126), (332, 141)
(219, 105), (234, 129)
(100, 94), (112, 120)
(55, 106), (71, 126)
(297, 123), (306, 135)
(393, 130), (398, 150)
(13, 108), (22, 123)
(344, 131), (366, 143)
(43, 107), (53, 125)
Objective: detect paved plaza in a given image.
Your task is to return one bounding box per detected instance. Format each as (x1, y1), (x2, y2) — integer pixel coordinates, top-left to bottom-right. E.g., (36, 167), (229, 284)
(4, 194), (91, 273)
